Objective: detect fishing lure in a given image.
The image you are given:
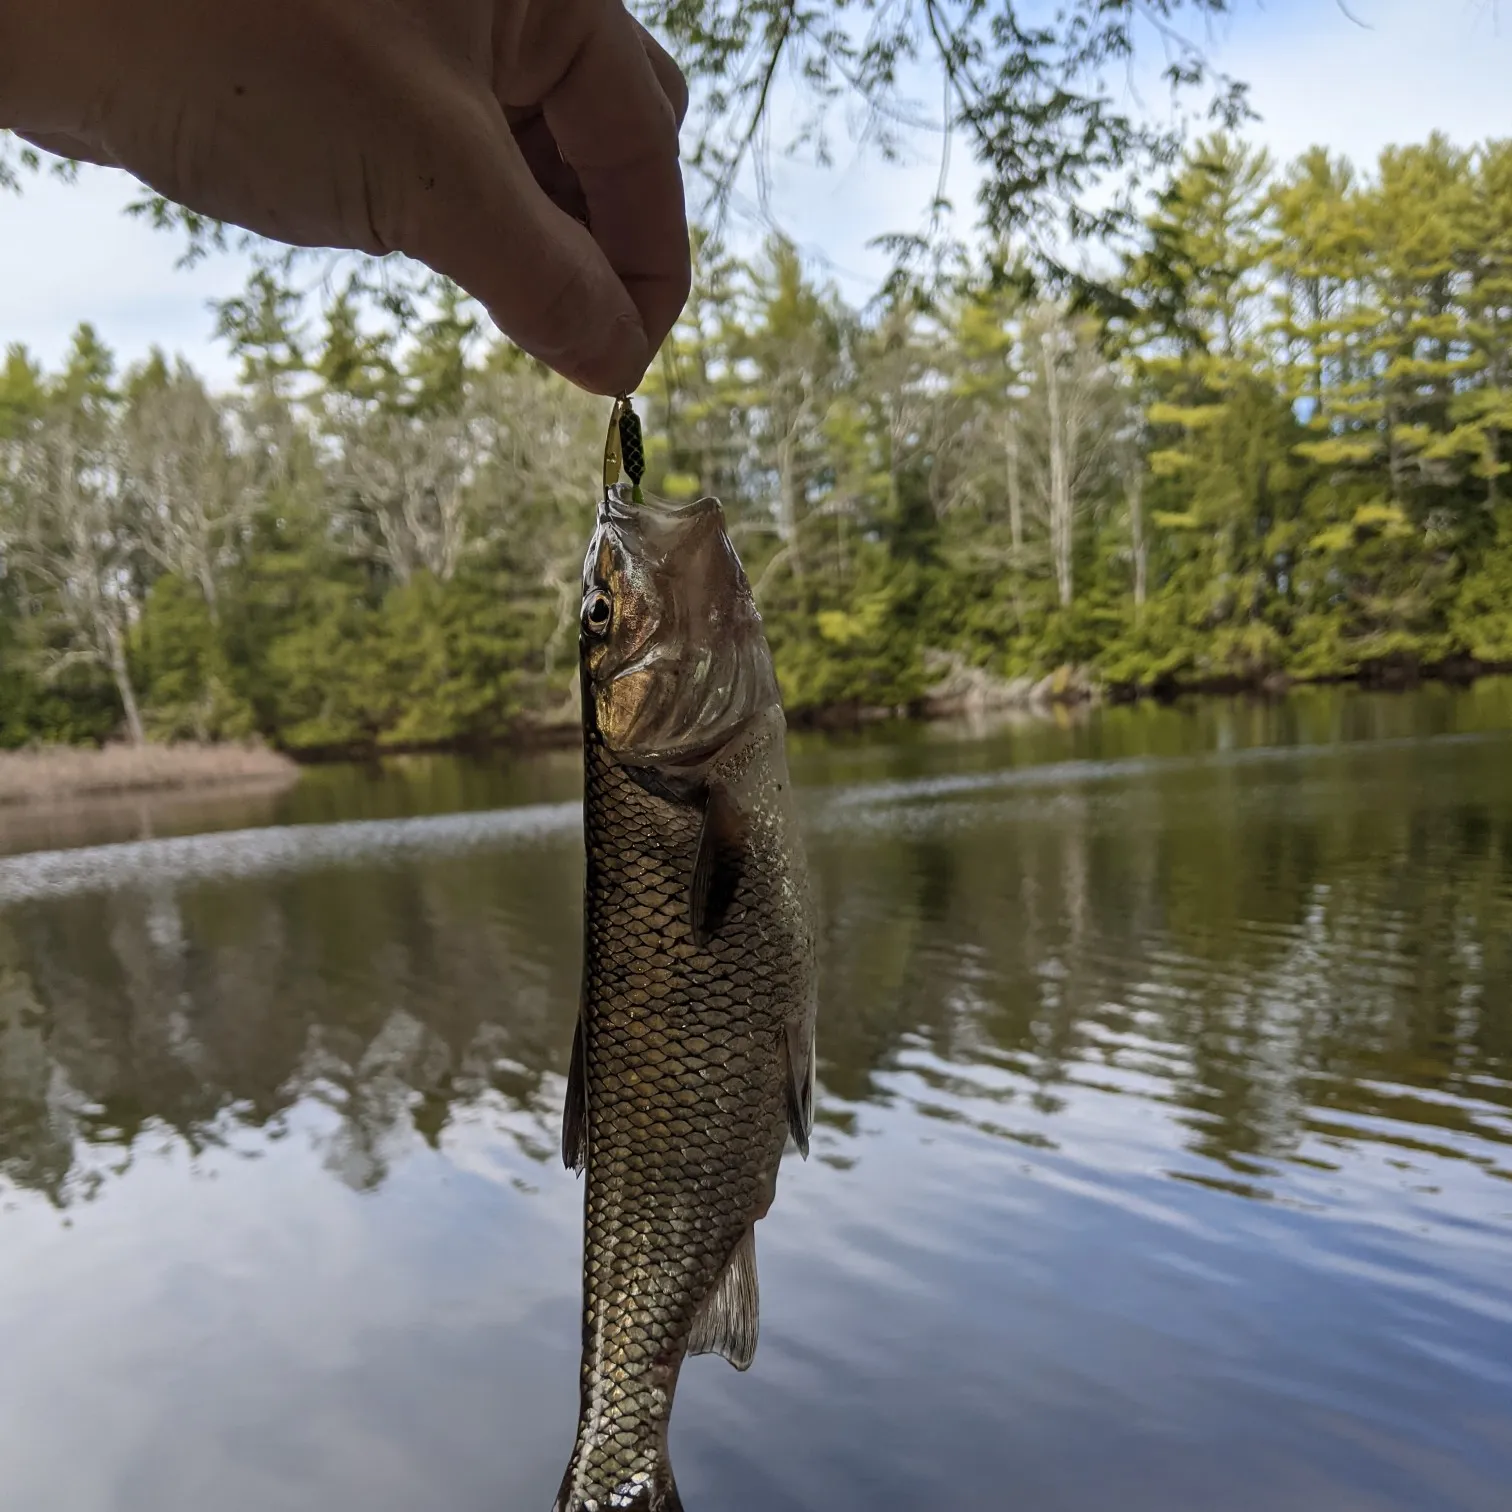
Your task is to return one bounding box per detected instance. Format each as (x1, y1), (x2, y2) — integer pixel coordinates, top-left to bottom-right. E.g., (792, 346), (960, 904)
(603, 395), (646, 503)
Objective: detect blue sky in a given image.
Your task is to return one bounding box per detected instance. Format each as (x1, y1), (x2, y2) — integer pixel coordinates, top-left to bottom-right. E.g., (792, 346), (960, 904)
(1, 0), (1508, 388)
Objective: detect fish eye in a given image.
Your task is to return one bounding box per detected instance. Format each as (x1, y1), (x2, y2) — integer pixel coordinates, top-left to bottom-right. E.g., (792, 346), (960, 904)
(582, 588), (613, 636)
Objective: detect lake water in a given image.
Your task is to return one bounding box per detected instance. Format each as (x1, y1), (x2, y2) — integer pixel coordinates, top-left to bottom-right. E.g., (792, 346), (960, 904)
(2, 684), (1512, 1512)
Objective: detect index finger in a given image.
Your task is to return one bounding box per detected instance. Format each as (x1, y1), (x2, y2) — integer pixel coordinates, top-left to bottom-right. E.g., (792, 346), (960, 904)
(539, 4), (691, 366)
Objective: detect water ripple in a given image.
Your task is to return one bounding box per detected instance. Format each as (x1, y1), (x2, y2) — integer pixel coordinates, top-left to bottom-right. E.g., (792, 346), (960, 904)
(0, 801), (581, 904)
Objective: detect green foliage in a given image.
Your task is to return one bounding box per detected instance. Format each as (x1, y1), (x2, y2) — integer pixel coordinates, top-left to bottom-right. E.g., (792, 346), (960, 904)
(765, 552), (934, 714)
(1452, 512), (1512, 663)
(225, 505), (382, 751)
(135, 576), (258, 742)
(360, 564), (558, 748)
(0, 601), (119, 749)
(6, 131), (1512, 755)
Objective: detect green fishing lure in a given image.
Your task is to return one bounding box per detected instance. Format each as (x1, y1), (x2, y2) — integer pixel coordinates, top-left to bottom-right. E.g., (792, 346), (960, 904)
(603, 395), (646, 503)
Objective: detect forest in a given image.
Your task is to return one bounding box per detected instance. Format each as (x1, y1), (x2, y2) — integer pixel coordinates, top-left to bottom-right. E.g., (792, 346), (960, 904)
(3, 131), (1512, 755)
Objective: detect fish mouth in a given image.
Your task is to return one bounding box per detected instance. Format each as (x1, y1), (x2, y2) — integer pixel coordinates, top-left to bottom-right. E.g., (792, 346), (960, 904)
(583, 488), (729, 628)
(594, 487), (725, 563)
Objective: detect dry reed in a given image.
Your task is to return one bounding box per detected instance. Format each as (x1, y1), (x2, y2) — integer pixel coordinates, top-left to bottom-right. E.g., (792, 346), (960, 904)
(0, 742), (299, 807)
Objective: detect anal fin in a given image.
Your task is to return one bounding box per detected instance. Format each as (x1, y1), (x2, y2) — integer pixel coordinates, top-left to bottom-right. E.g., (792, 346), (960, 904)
(562, 1016), (588, 1173)
(783, 1018), (815, 1159)
(687, 1225), (759, 1371)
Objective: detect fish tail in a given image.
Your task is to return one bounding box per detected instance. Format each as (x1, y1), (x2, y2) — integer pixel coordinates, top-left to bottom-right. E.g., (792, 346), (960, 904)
(552, 1439), (683, 1511)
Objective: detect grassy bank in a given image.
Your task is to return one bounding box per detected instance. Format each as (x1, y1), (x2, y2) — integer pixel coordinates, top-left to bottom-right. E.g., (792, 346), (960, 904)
(0, 743), (300, 807)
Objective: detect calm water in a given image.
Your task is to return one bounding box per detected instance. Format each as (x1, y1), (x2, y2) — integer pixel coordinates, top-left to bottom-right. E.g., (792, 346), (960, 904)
(2, 685), (1512, 1512)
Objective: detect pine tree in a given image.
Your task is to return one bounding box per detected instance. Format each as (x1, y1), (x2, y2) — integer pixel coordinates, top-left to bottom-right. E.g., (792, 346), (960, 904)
(734, 237), (848, 581)
(1119, 136), (1303, 678)
(1441, 140), (1512, 512)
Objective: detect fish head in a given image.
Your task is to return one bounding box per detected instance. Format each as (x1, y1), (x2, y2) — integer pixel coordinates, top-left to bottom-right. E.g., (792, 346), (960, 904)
(580, 488), (779, 765)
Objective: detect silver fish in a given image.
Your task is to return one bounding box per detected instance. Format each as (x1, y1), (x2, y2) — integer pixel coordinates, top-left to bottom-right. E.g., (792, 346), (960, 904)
(554, 487), (817, 1512)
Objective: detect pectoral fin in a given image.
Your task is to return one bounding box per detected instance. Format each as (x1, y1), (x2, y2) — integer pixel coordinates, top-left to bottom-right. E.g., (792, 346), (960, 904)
(688, 784), (747, 947)
(783, 1017), (815, 1159)
(562, 1016), (588, 1174)
(687, 1225), (759, 1371)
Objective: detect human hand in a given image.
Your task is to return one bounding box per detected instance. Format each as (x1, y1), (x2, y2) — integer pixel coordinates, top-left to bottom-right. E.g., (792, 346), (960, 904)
(0, 0), (690, 395)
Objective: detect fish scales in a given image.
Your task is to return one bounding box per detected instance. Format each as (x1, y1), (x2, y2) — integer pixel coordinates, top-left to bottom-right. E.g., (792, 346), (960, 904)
(571, 736), (792, 1500)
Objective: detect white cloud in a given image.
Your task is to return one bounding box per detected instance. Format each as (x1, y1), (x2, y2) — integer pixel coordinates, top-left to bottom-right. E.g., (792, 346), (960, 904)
(0, 0), (1507, 383)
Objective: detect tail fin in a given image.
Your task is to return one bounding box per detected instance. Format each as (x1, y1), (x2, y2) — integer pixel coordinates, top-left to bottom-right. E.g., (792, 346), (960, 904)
(553, 1458), (683, 1512)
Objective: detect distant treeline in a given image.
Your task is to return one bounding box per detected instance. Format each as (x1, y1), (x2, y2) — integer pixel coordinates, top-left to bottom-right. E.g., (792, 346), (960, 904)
(3, 131), (1512, 753)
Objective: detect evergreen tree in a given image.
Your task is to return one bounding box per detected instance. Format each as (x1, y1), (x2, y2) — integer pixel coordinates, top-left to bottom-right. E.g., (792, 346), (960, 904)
(4, 129), (1512, 753)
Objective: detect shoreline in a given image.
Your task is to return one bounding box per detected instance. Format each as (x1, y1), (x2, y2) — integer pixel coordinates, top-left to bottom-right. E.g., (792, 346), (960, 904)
(4, 664), (1509, 790)
(282, 658), (1512, 765)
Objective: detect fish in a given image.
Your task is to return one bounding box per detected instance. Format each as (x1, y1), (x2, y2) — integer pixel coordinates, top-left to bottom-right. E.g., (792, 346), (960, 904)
(554, 486), (818, 1512)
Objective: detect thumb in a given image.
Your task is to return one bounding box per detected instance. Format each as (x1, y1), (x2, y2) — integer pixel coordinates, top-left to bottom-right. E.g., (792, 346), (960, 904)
(397, 94), (650, 395)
